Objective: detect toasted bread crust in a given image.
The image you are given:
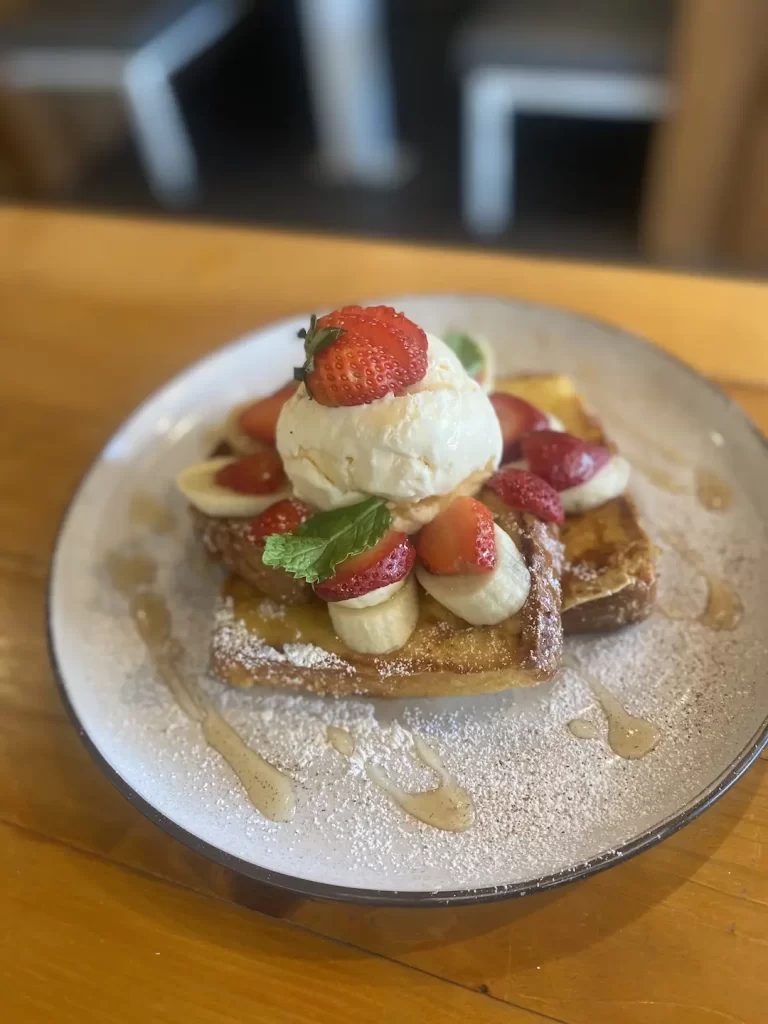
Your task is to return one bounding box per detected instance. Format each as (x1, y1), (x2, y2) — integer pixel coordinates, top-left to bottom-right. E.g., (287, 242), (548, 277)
(191, 507), (312, 606)
(559, 493), (657, 633)
(495, 375), (656, 633)
(210, 509), (563, 697)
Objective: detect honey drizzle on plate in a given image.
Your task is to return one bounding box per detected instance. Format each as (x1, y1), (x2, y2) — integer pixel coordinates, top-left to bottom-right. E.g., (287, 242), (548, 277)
(630, 458), (690, 495)
(694, 468), (733, 511)
(631, 457), (733, 514)
(659, 530), (743, 631)
(366, 737), (474, 833)
(127, 492), (177, 534)
(603, 410), (733, 512)
(108, 553), (295, 822)
(567, 719), (599, 741)
(330, 729), (474, 832)
(104, 551), (157, 595)
(326, 725), (355, 757)
(564, 656), (660, 759)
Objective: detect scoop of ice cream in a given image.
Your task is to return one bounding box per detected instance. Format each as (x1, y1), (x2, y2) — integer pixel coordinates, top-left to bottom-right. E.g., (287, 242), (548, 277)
(276, 334), (502, 530)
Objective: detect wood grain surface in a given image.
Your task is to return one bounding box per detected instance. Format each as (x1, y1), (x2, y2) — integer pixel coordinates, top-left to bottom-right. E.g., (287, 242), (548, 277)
(1, 207), (766, 1024)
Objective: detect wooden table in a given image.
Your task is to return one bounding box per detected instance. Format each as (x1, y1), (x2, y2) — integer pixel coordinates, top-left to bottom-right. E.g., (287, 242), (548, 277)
(2, 207), (767, 1024)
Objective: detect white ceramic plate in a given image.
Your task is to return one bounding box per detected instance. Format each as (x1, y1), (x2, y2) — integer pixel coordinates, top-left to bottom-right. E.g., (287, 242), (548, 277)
(49, 295), (768, 905)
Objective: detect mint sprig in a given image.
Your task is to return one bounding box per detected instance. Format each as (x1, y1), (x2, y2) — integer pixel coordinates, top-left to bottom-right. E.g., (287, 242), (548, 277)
(444, 330), (484, 379)
(294, 314), (346, 382)
(262, 497), (392, 584)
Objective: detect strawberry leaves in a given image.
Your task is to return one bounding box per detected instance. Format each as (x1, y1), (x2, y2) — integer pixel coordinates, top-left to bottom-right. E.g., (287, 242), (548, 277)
(262, 496), (392, 583)
(295, 314), (346, 382)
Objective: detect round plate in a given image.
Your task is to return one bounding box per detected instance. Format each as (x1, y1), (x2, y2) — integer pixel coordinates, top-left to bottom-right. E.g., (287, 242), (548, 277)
(49, 295), (768, 906)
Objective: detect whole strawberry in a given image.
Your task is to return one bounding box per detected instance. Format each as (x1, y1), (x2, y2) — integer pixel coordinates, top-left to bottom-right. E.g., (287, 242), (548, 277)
(295, 305), (428, 406)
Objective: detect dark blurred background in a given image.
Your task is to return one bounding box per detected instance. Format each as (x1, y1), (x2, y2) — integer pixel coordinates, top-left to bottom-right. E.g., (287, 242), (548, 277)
(1, 0), (766, 272)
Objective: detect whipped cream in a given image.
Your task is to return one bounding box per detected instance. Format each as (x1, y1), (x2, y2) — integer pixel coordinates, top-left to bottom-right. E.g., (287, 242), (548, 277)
(276, 335), (502, 531)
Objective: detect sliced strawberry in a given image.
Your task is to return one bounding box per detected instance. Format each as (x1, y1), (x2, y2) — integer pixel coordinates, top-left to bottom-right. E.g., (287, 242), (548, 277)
(416, 496), (496, 576)
(314, 529), (415, 602)
(521, 430), (610, 491)
(296, 306), (428, 407)
(487, 468), (564, 525)
(215, 451), (286, 495)
(489, 393), (550, 462)
(247, 498), (313, 545)
(237, 383), (297, 445)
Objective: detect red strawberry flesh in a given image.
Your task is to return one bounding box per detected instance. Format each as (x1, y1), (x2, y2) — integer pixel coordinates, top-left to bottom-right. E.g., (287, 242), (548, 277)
(416, 496), (496, 575)
(214, 451), (286, 495)
(247, 498), (313, 545)
(342, 305), (428, 351)
(487, 468), (564, 525)
(314, 530), (415, 602)
(301, 306), (428, 407)
(237, 383), (297, 445)
(521, 430), (610, 491)
(489, 392), (550, 462)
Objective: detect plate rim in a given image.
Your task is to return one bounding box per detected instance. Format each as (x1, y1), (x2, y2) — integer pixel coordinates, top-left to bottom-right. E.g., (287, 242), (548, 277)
(47, 293), (768, 907)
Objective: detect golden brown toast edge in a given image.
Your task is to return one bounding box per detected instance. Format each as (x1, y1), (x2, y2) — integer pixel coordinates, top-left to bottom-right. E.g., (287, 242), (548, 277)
(496, 374), (657, 633)
(209, 509), (563, 698)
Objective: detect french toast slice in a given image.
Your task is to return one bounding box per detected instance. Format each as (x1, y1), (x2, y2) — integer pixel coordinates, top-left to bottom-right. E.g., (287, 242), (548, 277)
(494, 374), (657, 633)
(210, 507), (563, 698)
(191, 506), (312, 605)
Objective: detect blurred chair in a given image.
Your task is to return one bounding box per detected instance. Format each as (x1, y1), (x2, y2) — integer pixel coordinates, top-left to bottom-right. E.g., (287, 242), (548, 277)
(641, 0), (768, 270)
(454, 0), (674, 236)
(297, 0), (407, 187)
(0, 0), (245, 207)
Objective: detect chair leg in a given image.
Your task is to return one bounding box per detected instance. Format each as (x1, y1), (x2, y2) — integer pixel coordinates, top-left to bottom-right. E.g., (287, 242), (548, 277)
(462, 73), (514, 236)
(123, 55), (199, 208)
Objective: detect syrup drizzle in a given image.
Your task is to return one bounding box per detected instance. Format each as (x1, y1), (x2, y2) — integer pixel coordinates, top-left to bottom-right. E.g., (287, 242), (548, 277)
(326, 726), (474, 832)
(567, 718), (599, 741)
(694, 468), (733, 511)
(366, 737), (474, 833)
(564, 656), (660, 759)
(128, 492), (177, 534)
(326, 725), (355, 757)
(631, 457), (733, 515)
(659, 530), (743, 631)
(630, 458), (690, 495)
(602, 406), (733, 513)
(104, 550), (157, 595)
(108, 553), (295, 822)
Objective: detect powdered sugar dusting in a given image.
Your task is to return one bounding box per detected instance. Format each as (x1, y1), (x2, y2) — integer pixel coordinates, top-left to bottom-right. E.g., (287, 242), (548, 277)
(50, 298), (768, 895)
(212, 598), (355, 677)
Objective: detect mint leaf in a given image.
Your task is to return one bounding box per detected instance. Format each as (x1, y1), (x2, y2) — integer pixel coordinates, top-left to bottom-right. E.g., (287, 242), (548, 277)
(262, 497), (392, 583)
(444, 330), (484, 379)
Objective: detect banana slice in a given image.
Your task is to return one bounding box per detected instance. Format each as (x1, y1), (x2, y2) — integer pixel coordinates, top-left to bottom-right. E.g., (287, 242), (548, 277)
(559, 455), (630, 514)
(175, 458), (290, 517)
(223, 403), (266, 456)
(415, 524), (530, 626)
(334, 577), (406, 610)
(329, 574), (418, 654)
